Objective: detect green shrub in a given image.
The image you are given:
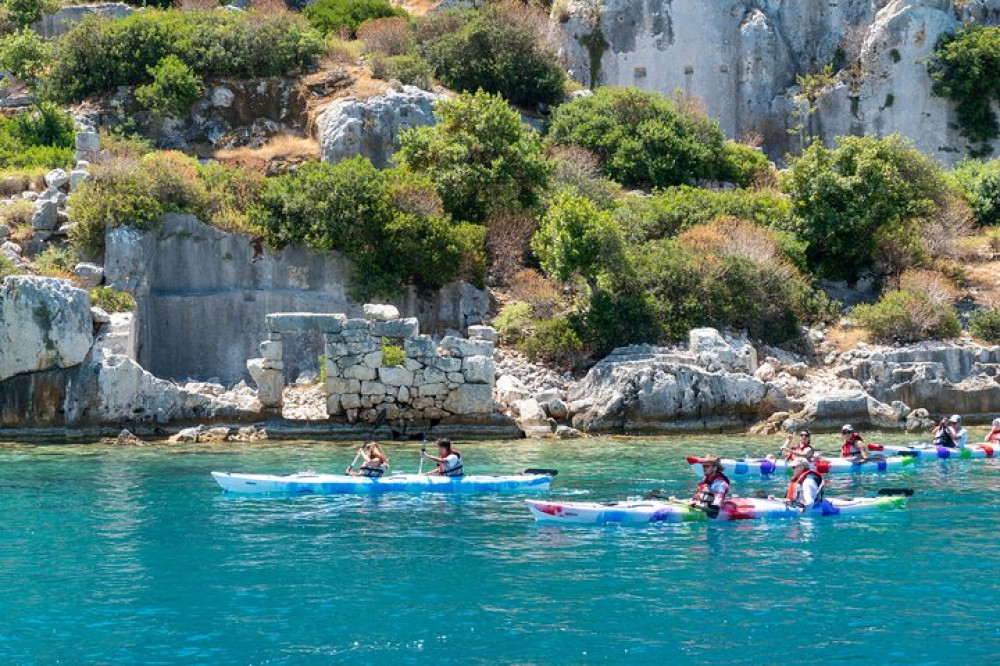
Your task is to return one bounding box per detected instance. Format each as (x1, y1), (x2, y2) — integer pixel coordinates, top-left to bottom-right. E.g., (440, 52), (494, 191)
(2, 0), (58, 30)
(135, 55), (203, 118)
(615, 185), (795, 243)
(90, 286), (136, 312)
(852, 290), (961, 342)
(425, 7), (565, 108)
(493, 301), (533, 345)
(950, 158), (1000, 226)
(0, 29), (51, 83)
(0, 198), (33, 226)
(33, 245), (79, 277)
(381, 337), (405, 366)
(0, 104), (74, 170)
(0, 253), (20, 280)
(519, 316), (585, 368)
(397, 90), (550, 223)
(928, 25), (1000, 150)
(718, 141), (771, 188)
(970, 308), (1000, 342)
(304, 0), (406, 37)
(781, 134), (948, 283)
(46, 10), (324, 102)
(548, 87), (727, 188)
(382, 54), (433, 89)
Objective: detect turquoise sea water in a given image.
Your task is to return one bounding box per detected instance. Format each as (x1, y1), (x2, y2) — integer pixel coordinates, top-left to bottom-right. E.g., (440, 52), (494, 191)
(2, 433), (1000, 665)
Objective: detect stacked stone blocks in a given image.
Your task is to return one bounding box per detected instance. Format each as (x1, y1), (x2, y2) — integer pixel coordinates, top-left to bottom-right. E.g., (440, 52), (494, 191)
(246, 307), (496, 422)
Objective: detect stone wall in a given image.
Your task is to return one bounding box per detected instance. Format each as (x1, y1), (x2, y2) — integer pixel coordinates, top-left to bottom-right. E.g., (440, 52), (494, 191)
(247, 306), (496, 423)
(104, 214), (488, 385)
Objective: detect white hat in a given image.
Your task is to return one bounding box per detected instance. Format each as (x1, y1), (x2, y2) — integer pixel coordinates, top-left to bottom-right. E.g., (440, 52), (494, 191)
(949, 414), (962, 424)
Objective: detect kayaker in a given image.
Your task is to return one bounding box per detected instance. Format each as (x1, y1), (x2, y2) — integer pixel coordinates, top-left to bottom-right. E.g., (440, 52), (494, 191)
(986, 418), (1000, 444)
(347, 441), (389, 477)
(933, 415), (967, 449)
(778, 429), (815, 461)
(785, 459), (824, 510)
(423, 439), (464, 477)
(691, 455), (730, 519)
(840, 424), (869, 462)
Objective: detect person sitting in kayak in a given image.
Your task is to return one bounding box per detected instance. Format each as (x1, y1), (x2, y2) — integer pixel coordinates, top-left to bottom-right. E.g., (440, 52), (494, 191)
(933, 414), (967, 449)
(778, 429), (815, 461)
(841, 424), (869, 462)
(785, 459), (824, 510)
(986, 418), (1000, 445)
(423, 439), (464, 477)
(691, 455), (730, 518)
(347, 441), (389, 478)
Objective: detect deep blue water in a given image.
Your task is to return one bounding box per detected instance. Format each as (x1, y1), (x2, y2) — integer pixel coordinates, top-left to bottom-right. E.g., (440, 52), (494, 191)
(2, 434), (1000, 665)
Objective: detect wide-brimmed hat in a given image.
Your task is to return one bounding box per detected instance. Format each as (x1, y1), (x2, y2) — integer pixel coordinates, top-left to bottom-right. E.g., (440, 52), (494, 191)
(696, 455), (724, 470)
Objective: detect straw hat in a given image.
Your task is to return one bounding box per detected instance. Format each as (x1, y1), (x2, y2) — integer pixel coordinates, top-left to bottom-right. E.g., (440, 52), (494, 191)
(697, 455), (724, 470)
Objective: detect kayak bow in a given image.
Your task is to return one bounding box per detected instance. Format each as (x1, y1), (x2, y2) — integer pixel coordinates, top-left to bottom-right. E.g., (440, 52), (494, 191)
(212, 470), (554, 495)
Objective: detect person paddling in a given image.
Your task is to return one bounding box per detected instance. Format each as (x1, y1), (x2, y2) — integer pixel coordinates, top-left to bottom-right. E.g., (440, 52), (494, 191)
(422, 439), (464, 477)
(347, 441), (389, 477)
(986, 418), (1000, 445)
(785, 458), (824, 511)
(841, 424), (870, 462)
(933, 414), (967, 449)
(778, 429), (816, 461)
(690, 455), (730, 519)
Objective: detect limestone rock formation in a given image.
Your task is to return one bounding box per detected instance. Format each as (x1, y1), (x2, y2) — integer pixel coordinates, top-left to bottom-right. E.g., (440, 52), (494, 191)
(317, 86), (441, 168)
(0, 277), (93, 381)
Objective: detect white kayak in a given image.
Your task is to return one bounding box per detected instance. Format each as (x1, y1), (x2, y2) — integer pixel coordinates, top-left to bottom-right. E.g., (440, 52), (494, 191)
(871, 442), (999, 460)
(525, 494), (908, 525)
(212, 470), (555, 495)
(685, 455), (916, 478)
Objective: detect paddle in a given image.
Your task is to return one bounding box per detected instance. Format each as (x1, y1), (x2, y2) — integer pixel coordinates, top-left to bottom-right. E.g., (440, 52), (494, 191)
(345, 449), (362, 475)
(418, 435), (426, 475)
(348, 409), (388, 474)
(524, 468), (558, 476)
(877, 488), (914, 497)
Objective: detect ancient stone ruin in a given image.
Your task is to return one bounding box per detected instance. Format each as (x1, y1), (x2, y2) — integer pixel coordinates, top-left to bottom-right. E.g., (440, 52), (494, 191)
(247, 304), (497, 423)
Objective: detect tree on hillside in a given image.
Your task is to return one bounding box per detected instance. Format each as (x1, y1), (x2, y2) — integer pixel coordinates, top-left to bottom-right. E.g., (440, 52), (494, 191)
(781, 134), (949, 284)
(396, 90), (551, 224)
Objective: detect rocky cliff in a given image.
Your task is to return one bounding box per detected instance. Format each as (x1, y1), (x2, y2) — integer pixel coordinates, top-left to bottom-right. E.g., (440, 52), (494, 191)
(552, 0), (1000, 164)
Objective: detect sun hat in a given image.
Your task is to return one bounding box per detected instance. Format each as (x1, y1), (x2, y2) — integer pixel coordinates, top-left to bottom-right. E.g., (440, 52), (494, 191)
(842, 424), (854, 433)
(949, 415), (962, 424)
(697, 455), (724, 470)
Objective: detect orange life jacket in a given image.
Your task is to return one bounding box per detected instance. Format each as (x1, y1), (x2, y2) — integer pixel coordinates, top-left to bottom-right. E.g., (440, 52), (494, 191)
(786, 469), (824, 504)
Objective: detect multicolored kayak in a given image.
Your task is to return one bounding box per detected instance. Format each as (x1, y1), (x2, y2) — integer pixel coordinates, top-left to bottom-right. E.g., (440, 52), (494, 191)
(685, 455), (916, 478)
(212, 470), (555, 495)
(870, 443), (998, 460)
(525, 495), (907, 525)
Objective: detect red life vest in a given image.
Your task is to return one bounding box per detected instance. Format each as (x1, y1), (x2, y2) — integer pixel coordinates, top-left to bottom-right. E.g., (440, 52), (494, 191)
(988, 428), (1000, 445)
(694, 471), (731, 504)
(841, 433), (864, 457)
(438, 449), (463, 477)
(786, 469), (823, 502)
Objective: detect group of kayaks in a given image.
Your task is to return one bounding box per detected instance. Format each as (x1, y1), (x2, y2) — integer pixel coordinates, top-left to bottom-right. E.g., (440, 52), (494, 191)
(211, 437), (994, 527)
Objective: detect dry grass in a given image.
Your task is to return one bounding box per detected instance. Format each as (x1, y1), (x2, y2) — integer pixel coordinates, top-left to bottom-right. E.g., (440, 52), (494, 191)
(214, 133), (319, 171)
(486, 211), (537, 286)
(827, 324), (870, 351)
(0, 169), (46, 197)
(326, 38), (364, 66)
(678, 217), (785, 266)
(507, 268), (563, 319)
(358, 17), (413, 56)
(1, 199), (34, 228)
(900, 268), (959, 305)
(395, 0), (439, 17)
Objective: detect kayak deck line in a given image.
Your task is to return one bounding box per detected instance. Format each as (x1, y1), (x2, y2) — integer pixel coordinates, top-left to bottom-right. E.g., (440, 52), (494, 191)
(212, 471), (554, 495)
(685, 455), (917, 477)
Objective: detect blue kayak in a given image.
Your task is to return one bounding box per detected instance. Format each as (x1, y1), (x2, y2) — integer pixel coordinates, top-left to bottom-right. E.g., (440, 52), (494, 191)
(211, 470), (554, 495)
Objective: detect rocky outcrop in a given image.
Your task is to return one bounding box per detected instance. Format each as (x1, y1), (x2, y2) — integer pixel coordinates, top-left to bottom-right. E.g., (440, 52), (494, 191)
(0, 277), (93, 381)
(551, 0), (1000, 164)
(568, 333), (788, 433)
(317, 86), (441, 168)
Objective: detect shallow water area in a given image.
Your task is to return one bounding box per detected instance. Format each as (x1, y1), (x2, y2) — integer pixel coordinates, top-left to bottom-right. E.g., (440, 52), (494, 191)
(2, 433), (999, 664)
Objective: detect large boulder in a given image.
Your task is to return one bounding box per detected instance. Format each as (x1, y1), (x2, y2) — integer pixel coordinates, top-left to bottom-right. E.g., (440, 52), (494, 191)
(317, 86), (441, 168)
(0, 277), (93, 381)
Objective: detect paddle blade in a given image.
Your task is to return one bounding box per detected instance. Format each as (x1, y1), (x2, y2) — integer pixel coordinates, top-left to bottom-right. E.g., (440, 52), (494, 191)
(877, 488), (914, 497)
(896, 451), (918, 457)
(524, 468), (558, 477)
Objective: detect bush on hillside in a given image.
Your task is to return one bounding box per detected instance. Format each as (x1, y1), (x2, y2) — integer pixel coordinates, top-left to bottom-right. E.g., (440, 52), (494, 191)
(548, 87), (728, 188)
(0, 104), (74, 169)
(547, 145), (622, 209)
(397, 90), (550, 223)
(33, 245), (78, 277)
(2, 0), (58, 30)
(852, 289), (960, 342)
(718, 141), (771, 188)
(928, 25), (1000, 150)
(424, 5), (565, 108)
(379, 54), (433, 89)
(357, 16), (413, 55)
(0, 29), (51, 83)
(493, 301), (534, 345)
(46, 10), (324, 102)
(135, 55), (203, 118)
(970, 308), (1000, 342)
(0, 253), (20, 280)
(304, 0), (406, 37)
(781, 134), (949, 283)
(90, 286), (135, 312)
(519, 316), (585, 368)
(949, 158), (1000, 226)
(614, 185), (795, 242)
